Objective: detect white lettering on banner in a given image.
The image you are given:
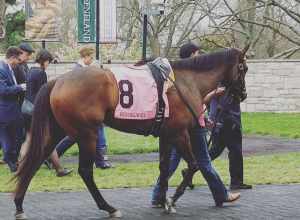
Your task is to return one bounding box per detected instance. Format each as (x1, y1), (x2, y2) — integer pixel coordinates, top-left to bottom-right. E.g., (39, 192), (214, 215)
(83, 0), (91, 42)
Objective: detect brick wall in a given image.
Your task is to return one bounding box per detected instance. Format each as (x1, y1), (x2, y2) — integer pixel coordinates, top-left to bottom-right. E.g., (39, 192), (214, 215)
(43, 59), (300, 112)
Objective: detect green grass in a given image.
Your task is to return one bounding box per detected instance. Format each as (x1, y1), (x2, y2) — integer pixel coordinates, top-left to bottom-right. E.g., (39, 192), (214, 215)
(242, 112), (300, 139)
(1, 152), (300, 192)
(63, 128), (158, 156)
(64, 112), (300, 156)
(0, 112), (299, 158)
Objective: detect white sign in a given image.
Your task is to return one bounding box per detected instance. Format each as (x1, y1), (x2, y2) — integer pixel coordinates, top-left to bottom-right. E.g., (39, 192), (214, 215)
(99, 0), (117, 43)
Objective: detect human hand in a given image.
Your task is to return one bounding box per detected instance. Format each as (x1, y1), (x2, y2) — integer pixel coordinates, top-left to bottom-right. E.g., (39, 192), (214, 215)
(214, 87), (225, 97)
(19, 83), (26, 91)
(206, 118), (215, 130)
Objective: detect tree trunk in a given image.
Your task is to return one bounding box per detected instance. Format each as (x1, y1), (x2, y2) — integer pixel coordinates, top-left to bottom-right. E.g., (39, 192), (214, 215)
(149, 33), (161, 57)
(0, 0), (7, 39)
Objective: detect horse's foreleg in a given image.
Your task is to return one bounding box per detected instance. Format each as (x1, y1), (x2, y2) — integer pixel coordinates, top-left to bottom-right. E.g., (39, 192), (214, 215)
(78, 134), (121, 218)
(156, 136), (172, 207)
(170, 131), (198, 205)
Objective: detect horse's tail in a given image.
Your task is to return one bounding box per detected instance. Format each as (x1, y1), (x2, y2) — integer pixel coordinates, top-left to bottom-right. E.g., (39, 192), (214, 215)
(14, 80), (59, 196)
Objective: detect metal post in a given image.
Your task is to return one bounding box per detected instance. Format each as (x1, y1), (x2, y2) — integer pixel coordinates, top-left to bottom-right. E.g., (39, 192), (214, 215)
(42, 40), (46, 49)
(96, 0), (100, 61)
(142, 13), (148, 61)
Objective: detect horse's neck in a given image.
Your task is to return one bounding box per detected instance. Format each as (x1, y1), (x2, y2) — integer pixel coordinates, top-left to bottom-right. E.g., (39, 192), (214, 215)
(173, 67), (224, 97)
(198, 69), (224, 96)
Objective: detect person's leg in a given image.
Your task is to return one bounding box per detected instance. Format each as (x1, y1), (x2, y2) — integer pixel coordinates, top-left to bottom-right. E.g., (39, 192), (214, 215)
(190, 127), (240, 206)
(226, 123), (252, 189)
(15, 116), (25, 157)
(56, 136), (76, 157)
(50, 150), (73, 177)
(0, 123), (18, 172)
(208, 128), (226, 161)
(95, 126), (112, 169)
(151, 147), (181, 206)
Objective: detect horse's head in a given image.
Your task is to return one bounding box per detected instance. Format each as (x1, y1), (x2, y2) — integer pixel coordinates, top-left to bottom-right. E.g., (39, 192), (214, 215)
(224, 44), (249, 102)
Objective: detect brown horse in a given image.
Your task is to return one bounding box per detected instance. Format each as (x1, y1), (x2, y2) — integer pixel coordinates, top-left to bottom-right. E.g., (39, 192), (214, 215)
(13, 46), (249, 219)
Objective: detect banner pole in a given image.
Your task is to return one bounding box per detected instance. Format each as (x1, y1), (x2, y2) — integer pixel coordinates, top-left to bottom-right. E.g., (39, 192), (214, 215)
(96, 0), (100, 62)
(42, 40), (46, 49)
(142, 13), (147, 61)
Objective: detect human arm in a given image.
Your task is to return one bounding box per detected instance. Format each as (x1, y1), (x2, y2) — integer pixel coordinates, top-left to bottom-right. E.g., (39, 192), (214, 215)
(203, 87), (225, 104)
(0, 71), (24, 96)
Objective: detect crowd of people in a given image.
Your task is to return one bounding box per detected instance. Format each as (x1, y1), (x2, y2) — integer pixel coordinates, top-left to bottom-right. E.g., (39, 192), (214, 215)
(0, 43), (112, 176)
(0, 41), (250, 208)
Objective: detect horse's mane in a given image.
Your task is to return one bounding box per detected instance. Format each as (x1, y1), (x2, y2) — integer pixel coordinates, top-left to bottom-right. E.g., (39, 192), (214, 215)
(170, 48), (240, 72)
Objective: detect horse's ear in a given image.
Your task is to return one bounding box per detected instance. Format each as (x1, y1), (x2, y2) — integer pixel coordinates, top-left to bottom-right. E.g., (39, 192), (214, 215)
(241, 43), (250, 58)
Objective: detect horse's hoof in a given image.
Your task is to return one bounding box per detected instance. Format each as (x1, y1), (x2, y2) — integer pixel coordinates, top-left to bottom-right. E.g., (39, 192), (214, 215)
(164, 198), (176, 214)
(109, 210), (122, 218)
(15, 212), (27, 220)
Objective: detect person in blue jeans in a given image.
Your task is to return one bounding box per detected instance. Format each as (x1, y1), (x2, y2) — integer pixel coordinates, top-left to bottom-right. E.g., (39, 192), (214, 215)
(151, 42), (240, 207)
(56, 125), (111, 168)
(151, 101), (240, 207)
(55, 46), (111, 169)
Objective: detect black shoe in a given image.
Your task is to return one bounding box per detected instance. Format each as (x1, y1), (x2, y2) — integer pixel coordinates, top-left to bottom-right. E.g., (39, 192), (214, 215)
(56, 168), (73, 177)
(95, 161), (113, 169)
(230, 183), (252, 190)
(44, 159), (52, 170)
(7, 161), (17, 173)
(181, 169), (194, 190)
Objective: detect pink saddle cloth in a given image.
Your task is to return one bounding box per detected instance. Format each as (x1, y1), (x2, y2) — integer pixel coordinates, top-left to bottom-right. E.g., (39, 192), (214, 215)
(111, 64), (169, 120)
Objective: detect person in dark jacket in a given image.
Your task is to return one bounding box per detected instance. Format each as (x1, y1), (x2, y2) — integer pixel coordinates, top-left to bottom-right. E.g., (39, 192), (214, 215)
(13, 43), (35, 156)
(151, 42), (240, 208)
(55, 46), (112, 169)
(19, 49), (72, 177)
(0, 47), (24, 172)
(13, 42), (35, 85)
(208, 89), (252, 190)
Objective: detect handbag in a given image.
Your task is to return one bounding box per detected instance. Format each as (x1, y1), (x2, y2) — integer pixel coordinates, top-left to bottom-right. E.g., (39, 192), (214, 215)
(21, 99), (34, 115)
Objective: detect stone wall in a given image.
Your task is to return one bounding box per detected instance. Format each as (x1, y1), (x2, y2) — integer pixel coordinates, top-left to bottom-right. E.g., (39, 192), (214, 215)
(241, 60), (300, 112)
(44, 59), (300, 112)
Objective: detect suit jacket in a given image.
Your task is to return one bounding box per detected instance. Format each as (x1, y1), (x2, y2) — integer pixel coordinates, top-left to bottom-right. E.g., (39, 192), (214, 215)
(25, 67), (47, 103)
(13, 63), (28, 84)
(13, 63), (28, 106)
(0, 60), (23, 124)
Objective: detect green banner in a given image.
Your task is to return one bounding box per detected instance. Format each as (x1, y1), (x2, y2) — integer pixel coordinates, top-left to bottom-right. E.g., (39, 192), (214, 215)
(78, 0), (96, 42)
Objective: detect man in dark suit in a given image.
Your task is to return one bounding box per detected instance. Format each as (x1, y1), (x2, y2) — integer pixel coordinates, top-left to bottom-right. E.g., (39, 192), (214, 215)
(13, 43), (35, 155)
(14, 42), (35, 85)
(0, 47), (25, 172)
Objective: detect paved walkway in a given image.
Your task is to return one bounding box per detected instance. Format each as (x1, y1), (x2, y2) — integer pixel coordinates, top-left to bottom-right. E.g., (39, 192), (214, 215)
(1, 185), (300, 220)
(62, 135), (300, 164)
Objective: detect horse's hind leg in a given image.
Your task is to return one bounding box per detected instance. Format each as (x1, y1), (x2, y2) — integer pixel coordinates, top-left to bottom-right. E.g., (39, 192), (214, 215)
(77, 131), (122, 218)
(14, 133), (64, 220)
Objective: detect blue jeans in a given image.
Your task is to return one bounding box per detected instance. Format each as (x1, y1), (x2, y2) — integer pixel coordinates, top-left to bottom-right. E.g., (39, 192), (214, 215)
(56, 126), (107, 157)
(152, 127), (228, 204)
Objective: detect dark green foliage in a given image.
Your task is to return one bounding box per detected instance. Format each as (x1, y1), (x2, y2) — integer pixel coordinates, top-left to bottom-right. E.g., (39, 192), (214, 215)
(5, 0), (16, 5)
(4, 10), (25, 47)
